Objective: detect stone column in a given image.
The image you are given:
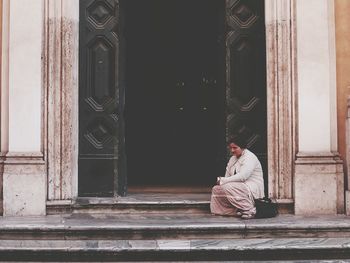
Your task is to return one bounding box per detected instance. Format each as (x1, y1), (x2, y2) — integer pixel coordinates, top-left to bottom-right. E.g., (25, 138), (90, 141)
(2, 0), (46, 216)
(295, 0), (344, 215)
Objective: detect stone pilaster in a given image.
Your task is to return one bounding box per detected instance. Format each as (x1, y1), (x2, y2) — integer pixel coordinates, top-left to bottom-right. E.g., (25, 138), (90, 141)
(0, 0), (7, 216)
(45, 0), (79, 203)
(294, 0), (344, 214)
(2, 0), (46, 216)
(265, 0), (296, 211)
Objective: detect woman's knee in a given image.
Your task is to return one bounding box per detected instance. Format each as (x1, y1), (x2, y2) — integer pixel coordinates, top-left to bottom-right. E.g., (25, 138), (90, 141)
(211, 185), (222, 194)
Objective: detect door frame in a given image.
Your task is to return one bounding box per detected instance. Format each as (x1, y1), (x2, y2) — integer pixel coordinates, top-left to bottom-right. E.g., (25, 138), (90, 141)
(44, 0), (296, 211)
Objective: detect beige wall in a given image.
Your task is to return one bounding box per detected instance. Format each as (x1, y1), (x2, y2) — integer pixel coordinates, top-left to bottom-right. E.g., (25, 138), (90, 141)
(0, 0), (3, 216)
(0, 0), (2, 87)
(335, 0), (350, 164)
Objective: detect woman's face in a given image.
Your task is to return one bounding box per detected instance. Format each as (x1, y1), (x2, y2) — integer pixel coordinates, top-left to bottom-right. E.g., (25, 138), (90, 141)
(229, 143), (243, 157)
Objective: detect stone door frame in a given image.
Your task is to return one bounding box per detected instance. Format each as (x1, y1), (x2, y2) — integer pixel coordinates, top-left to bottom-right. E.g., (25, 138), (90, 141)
(44, 0), (297, 212)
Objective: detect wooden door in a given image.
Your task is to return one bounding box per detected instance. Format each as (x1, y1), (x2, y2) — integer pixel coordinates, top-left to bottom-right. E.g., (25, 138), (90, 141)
(225, 0), (268, 191)
(79, 0), (126, 197)
(78, 0), (267, 195)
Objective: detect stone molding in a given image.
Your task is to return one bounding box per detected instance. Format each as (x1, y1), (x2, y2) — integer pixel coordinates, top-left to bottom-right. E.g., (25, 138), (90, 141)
(3, 160), (45, 174)
(44, 0), (79, 201)
(265, 0), (296, 201)
(2, 152), (44, 165)
(296, 152), (343, 165)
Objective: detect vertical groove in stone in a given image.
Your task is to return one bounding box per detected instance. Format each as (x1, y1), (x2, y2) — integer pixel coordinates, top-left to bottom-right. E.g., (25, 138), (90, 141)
(265, 0), (295, 200)
(47, 0), (62, 200)
(47, 0), (78, 201)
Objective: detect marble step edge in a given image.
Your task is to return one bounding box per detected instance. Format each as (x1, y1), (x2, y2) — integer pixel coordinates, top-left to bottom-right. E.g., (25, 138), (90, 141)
(46, 198), (294, 214)
(0, 238), (350, 261)
(47, 203), (211, 215)
(47, 198), (210, 214)
(1, 223), (350, 240)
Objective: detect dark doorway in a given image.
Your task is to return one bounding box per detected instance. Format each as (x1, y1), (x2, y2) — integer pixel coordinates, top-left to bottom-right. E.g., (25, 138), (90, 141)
(124, 0), (226, 187)
(78, 0), (267, 197)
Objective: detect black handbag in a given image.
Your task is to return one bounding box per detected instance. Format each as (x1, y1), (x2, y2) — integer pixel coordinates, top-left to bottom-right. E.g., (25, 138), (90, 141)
(254, 197), (278, 218)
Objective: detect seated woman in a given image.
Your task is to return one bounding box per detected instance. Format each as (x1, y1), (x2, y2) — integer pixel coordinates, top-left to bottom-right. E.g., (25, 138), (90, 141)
(210, 137), (264, 219)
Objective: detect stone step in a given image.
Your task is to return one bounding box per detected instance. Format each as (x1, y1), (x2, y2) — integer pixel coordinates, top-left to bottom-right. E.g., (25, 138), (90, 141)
(73, 195), (211, 214)
(47, 193), (294, 215)
(1, 214), (350, 240)
(0, 238), (350, 261)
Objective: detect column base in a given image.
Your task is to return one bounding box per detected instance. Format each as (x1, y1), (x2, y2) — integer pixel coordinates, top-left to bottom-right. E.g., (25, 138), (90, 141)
(295, 152), (344, 215)
(346, 191), (350, 216)
(3, 152), (46, 216)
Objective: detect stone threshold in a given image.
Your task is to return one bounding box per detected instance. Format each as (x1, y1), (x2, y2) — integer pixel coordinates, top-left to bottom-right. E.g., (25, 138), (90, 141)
(46, 192), (294, 214)
(0, 238), (350, 261)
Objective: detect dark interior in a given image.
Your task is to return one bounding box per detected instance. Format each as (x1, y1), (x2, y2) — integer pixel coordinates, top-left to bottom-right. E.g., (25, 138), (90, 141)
(124, 0), (225, 187)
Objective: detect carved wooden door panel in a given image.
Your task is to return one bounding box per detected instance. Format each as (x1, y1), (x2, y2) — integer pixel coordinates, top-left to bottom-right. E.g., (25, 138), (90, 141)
(225, 0), (268, 189)
(79, 0), (126, 197)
